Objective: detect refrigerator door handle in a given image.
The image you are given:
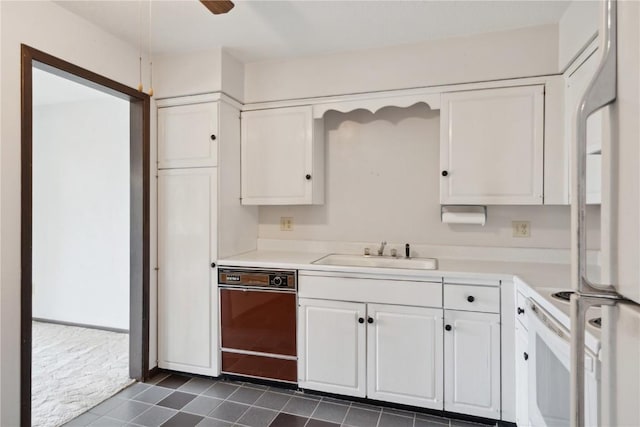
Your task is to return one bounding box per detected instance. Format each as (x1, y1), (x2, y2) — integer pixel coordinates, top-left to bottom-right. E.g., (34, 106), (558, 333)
(569, 2), (628, 427)
(571, 0), (617, 296)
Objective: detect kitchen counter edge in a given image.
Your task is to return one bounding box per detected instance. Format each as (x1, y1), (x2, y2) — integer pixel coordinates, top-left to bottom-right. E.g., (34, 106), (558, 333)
(218, 250), (579, 290)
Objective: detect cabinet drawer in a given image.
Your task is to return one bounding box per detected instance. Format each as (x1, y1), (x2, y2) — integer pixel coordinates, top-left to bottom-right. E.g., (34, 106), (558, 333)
(299, 275), (442, 308)
(444, 285), (499, 313)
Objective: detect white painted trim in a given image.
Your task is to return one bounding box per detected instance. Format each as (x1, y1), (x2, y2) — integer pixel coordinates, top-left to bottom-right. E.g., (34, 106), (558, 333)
(242, 75), (559, 114)
(564, 39), (600, 79)
(560, 33), (600, 75)
(155, 92), (242, 110)
(155, 76), (559, 114)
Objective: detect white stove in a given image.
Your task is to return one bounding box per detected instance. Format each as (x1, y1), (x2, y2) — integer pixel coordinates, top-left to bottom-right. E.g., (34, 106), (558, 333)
(514, 278), (601, 427)
(529, 286), (602, 355)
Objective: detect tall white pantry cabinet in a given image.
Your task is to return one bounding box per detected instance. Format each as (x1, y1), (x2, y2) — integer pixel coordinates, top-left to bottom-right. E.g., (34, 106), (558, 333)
(156, 94), (257, 376)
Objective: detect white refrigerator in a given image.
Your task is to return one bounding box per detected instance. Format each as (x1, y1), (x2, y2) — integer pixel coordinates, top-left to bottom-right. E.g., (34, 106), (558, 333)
(570, 0), (640, 426)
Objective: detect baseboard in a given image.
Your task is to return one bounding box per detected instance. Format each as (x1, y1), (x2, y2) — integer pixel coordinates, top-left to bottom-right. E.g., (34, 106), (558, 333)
(146, 366), (160, 382)
(32, 317), (129, 334)
(299, 387), (502, 425)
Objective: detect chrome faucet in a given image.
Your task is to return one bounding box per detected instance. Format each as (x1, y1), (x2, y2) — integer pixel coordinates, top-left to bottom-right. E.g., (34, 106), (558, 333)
(377, 241), (387, 256)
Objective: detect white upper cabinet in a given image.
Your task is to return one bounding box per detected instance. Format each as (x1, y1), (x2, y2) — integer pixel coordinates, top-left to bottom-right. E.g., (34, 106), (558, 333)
(440, 85), (545, 205)
(241, 106), (324, 205)
(158, 102), (219, 169)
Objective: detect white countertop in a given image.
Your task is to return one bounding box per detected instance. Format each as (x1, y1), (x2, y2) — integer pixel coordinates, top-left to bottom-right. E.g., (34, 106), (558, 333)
(219, 249), (603, 353)
(219, 250), (326, 270)
(218, 250), (585, 289)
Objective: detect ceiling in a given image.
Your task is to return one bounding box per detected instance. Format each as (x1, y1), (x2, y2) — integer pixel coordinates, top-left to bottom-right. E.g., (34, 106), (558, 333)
(55, 0), (572, 63)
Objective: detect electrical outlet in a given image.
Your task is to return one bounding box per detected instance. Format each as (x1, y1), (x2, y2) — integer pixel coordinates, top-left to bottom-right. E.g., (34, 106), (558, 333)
(280, 217), (294, 231)
(512, 221), (531, 238)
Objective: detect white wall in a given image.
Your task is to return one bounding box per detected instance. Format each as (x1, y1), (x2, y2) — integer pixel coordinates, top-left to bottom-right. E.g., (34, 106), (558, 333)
(259, 105), (601, 249)
(244, 24), (559, 103)
(558, 0), (599, 71)
(221, 49), (245, 102)
(32, 97), (130, 331)
(0, 2), (152, 424)
(154, 48), (244, 102)
(154, 49), (222, 99)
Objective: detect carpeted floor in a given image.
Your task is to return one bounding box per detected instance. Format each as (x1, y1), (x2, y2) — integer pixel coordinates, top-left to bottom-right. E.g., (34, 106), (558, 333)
(31, 321), (134, 427)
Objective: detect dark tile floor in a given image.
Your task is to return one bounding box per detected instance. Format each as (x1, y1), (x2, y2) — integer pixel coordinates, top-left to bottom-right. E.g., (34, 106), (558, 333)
(63, 373), (497, 427)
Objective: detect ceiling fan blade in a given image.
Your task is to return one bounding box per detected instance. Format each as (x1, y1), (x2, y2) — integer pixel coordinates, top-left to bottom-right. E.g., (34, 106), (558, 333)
(200, 0), (235, 15)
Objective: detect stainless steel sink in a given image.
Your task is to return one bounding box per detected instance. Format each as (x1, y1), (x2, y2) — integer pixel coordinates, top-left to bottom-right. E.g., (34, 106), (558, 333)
(312, 254), (438, 270)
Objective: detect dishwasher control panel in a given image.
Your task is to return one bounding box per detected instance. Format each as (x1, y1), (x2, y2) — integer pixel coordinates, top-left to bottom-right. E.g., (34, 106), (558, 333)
(218, 268), (297, 290)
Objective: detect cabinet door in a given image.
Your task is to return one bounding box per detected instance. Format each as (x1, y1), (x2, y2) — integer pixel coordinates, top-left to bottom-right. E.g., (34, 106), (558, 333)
(298, 298), (366, 397)
(158, 168), (219, 376)
(241, 106), (322, 205)
(444, 310), (501, 419)
(440, 86), (544, 205)
(367, 304), (443, 410)
(158, 102), (218, 168)
(515, 323), (530, 426)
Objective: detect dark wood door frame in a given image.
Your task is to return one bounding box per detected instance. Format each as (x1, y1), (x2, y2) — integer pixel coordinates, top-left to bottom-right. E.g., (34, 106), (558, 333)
(20, 44), (151, 426)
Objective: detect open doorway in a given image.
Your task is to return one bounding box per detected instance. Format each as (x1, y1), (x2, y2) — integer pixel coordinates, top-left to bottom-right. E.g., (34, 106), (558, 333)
(21, 45), (150, 426)
(31, 66), (132, 426)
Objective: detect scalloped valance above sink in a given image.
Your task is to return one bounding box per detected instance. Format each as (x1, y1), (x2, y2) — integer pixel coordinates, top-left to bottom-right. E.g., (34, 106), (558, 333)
(242, 85), (443, 118)
(311, 92), (440, 118)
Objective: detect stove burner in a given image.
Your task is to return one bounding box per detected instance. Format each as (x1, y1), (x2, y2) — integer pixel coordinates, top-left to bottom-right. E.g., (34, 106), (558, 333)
(588, 317), (602, 329)
(551, 291), (575, 302)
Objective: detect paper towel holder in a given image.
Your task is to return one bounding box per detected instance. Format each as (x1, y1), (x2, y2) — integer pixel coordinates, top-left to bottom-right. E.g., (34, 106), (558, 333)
(441, 205), (487, 226)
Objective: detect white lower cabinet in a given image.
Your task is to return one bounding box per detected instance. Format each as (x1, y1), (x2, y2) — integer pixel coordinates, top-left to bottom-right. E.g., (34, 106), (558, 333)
(298, 298), (443, 408)
(297, 274), (503, 420)
(367, 304), (444, 409)
(158, 168), (219, 376)
(515, 322), (529, 426)
(298, 298), (367, 397)
(444, 310), (501, 419)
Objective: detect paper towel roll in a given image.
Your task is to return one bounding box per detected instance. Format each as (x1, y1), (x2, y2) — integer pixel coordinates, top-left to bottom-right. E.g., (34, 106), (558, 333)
(441, 206), (486, 226)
